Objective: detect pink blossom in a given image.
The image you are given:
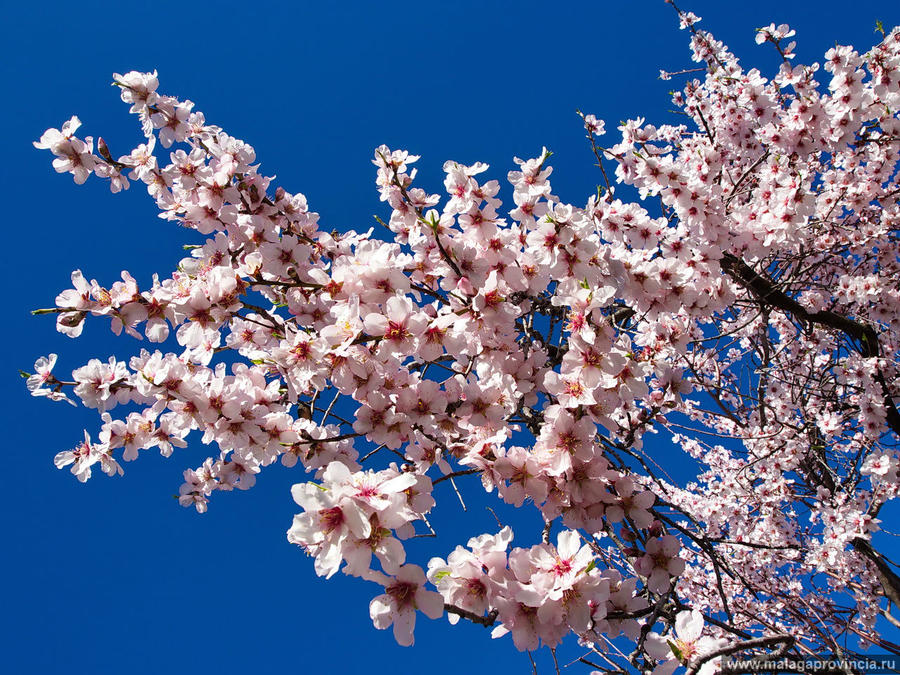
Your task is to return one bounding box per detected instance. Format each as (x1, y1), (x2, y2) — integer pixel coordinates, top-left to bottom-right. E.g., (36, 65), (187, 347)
(368, 564), (444, 646)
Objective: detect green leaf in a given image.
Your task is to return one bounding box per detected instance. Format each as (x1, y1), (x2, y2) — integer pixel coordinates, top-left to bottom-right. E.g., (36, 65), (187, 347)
(668, 640), (684, 662)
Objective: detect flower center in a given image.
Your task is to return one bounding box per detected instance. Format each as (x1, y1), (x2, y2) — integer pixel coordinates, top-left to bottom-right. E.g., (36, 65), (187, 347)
(318, 506), (344, 534)
(386, 581), (416, 609)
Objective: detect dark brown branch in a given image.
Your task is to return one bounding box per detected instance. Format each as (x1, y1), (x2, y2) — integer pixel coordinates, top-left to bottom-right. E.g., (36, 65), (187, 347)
(720, 253), (900, 437)
(851, 538), (900, 609)
(726, 151), (770, 207)
(444, 604), (498, 627)
(432, 469), (482, 486)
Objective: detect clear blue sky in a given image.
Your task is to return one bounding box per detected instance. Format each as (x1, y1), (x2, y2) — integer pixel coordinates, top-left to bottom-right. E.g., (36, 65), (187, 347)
(4, 2), (899, 673)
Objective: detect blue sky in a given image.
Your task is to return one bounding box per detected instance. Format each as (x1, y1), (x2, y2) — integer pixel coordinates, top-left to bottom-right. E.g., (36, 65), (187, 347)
(4, 1), (900, 673)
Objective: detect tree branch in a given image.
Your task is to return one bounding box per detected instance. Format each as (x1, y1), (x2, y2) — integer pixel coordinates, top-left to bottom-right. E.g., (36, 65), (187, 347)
(689, 634), (795, 675)
(720, 253), (900, 437)
(444, 604), (498, 627)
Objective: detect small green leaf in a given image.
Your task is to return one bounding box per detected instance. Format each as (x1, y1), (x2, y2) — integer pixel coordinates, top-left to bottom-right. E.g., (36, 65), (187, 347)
(668, 640), (684, 662)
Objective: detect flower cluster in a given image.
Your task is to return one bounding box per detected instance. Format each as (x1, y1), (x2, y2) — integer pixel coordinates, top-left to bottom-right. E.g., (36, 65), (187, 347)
(28, 8), (900, 670)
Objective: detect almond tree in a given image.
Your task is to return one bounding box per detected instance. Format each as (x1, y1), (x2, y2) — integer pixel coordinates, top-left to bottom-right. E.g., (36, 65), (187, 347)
(28, 6), (900, 673)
